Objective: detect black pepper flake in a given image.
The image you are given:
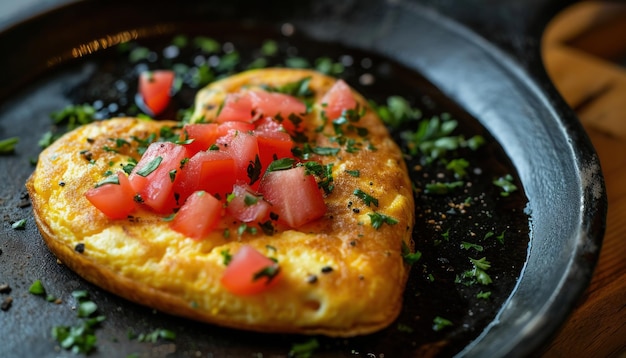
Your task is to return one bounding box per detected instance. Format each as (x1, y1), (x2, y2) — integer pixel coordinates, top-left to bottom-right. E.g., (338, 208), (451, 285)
(1, 297), (12, 311)
(321, 266), (333, 274)
(306, 274), (318, 284)
(0, 283), (11, 294)
(352, 208), (360, 214)
(349, 240), (357, 247)
(59, 181), (66, 187)
(74, 243), (85, 253)
(86, 138), (95, 144)
(80, 150), (93, 162)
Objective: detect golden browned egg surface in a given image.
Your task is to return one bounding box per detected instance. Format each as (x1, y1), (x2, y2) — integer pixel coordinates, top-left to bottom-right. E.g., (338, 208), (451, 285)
(26, 68), (415, 336)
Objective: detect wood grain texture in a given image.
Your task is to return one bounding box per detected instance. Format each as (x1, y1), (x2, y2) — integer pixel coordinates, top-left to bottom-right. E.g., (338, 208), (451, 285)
(542, 2), (626, 357)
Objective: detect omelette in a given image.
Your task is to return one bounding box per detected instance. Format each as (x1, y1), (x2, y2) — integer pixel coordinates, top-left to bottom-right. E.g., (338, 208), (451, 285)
(26, 68), (415, 337)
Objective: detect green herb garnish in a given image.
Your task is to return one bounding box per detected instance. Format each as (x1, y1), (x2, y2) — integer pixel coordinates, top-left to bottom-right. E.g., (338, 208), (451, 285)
(368, 212), (398, 229)
(136, 156), (162, 177)
(288, 338), (320, 358)
(353, 188), (378, 207)
(0, 137), (19, 154)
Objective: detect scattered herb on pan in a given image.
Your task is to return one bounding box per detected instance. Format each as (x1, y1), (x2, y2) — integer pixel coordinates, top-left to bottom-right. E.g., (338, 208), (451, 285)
(11, 218), (26, 230)
(288, 338), (320, 358)
(0, 137), (19, 154)
(128, 328), (176, 343)
(51, 290), (105, 355)
(432, 316), (453, 332)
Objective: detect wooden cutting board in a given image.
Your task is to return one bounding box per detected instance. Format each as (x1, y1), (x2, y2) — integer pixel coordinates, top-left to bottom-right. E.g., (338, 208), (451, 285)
(541, 2), (626, 356)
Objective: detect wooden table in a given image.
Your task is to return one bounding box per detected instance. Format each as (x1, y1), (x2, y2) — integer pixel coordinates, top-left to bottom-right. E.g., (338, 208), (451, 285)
(541, 2), (626, 356)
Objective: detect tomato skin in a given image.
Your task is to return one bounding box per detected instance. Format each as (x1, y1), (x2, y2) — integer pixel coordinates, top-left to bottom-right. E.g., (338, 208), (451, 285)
(221, 245), (281, 295)
(320, 79), (356, 120)
(174, 150), (236, 200)
(85, 172), (137, 220)
(216, 121), (255, 139)
(226, 184), (271, 223)
(129, 142), (187, 213)
(224, 131), (261, 187)
(247, 90), (306, 118)
(256, 130), (295, 171)
(216, 93), (254, 123)
(138, 70), (175, 116)
(170, 191), (222, 239)
(180, 123), (219, 157)
(258, 166), (326, 228)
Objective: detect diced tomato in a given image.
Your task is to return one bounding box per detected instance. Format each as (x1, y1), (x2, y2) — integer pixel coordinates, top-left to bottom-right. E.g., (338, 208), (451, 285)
(224, 131), (261, 187)
(226, 184), (271, 223)
(258, 166), (326, 228)
(216, 93), (254, 123)
(221, 245), (281, 295)
(320, 79), (356, 120)
(138, 70), (175, 116)
(174, 150), (236, 200)
(247, 90), (306, 118)
(180, 123), (219, 156)
(170, 191), (222, 239)
(85, 172), (137, 220)
(256, 130), (295, 171)
(129, 142), (187, 213)
(216, 121), (255, 138)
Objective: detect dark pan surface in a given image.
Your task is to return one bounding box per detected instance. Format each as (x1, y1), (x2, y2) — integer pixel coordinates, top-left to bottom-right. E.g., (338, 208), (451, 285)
(0, 1), (606, 357)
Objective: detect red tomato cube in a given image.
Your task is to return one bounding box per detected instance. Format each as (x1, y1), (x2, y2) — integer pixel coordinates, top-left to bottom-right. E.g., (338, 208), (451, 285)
(320, 79), (357, 120)
(221, 245), (281, 295)
(85, 172), (137, 220)
(170, 191), (222, 239)
(247, 90), (306, 118)
(256, 130), (295, 172)
(138, 70), (175, 116)
(180, 123), (219, 156)
(226, 184), (271, 223)
(216, 93), (254, 123)
(224, 131), (261, 187)
(129, 142), (187, 213)
(258, 166), (326, 228)
(174, 150), (236, 201)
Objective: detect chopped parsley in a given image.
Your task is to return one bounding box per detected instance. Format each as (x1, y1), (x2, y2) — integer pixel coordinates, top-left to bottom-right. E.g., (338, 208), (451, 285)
(94, 174), (120, 188)
(401, 241), (422, 265)
(493, 174), (518, 197)
(345, 169), (360, 177)
(353, 188), (378, 207)
(368, 212), (398, 229)
(11, 219), (26, 230)
(51, 290), (105, 355)
(432, 316), (453, 332)
(424, 181), (464, 195)
(253, 265), (280, 283)
(0, 137), (19, 154)
(28, 280), (46, 295)
(50, 103), (96, 129)
(128, 328), (176, 343)
(135, 156), (162, 177)
(288, 338), (320, 358)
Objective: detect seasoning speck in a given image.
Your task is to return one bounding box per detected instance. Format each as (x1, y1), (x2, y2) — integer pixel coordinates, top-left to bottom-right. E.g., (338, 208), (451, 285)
(0, 283), (11, 294)
(1, 297), (12, 311)
(306, 274), (318, 284)
(59, 181), (66, 187)
(321, 266), (333, 274)
(75, 243), (85, 253)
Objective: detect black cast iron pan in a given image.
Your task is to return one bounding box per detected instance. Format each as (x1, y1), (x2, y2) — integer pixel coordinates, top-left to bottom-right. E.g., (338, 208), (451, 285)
(0, 0), (606, 357)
